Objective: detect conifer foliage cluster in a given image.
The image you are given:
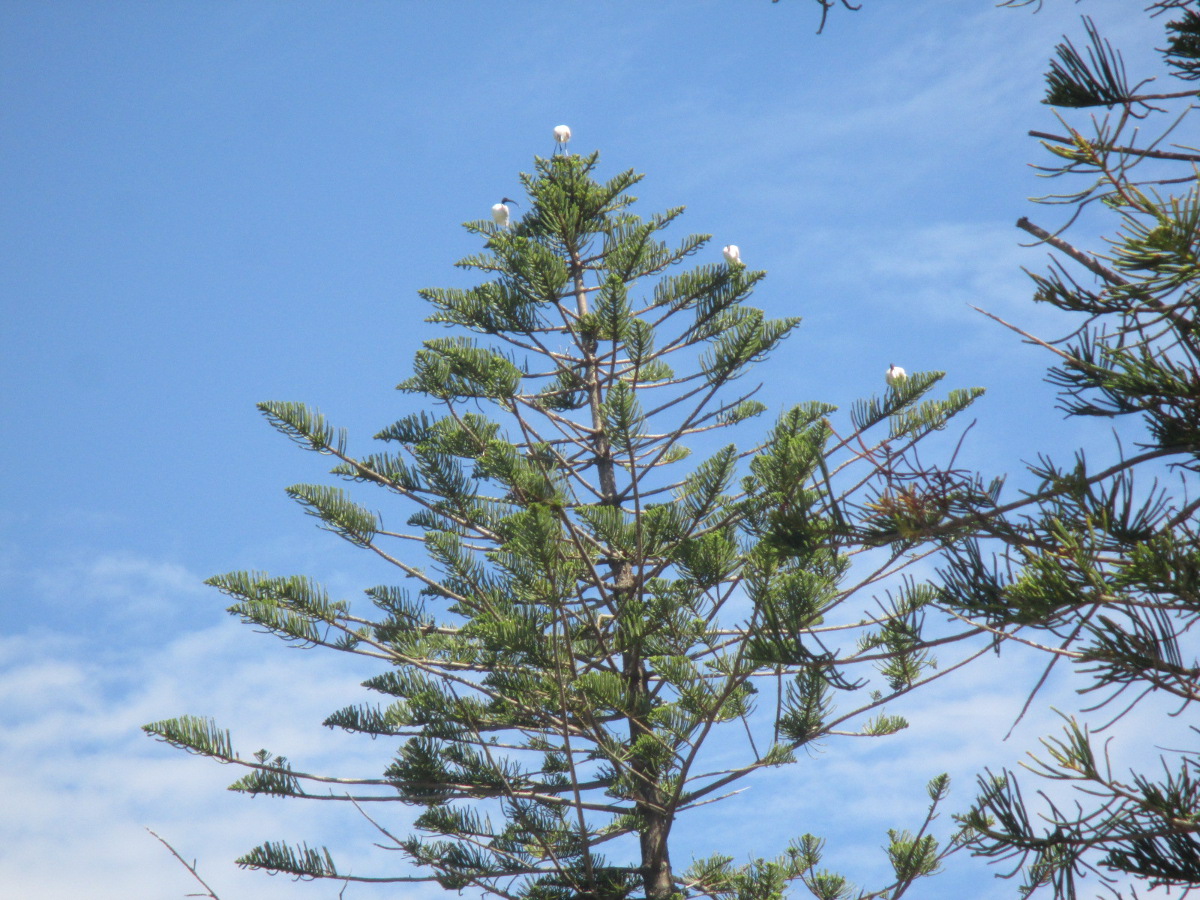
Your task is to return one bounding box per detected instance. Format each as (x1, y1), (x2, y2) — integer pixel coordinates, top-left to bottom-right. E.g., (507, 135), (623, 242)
(941, 4), (1200, 897)
(146, 152), (992, 900)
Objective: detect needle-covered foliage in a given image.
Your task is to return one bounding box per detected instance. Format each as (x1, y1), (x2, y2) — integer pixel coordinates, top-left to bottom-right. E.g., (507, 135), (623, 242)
(933, 6), (1200, 897)
(146, 151), (995, 900)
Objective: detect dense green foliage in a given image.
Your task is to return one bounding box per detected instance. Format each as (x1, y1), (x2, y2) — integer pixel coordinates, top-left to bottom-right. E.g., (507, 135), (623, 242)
(146, 152), (993, 900)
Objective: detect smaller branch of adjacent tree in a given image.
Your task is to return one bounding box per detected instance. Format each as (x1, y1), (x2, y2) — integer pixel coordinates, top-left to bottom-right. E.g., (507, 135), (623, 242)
(147, 828), (223, 900)
(971, 305), (1080, 364)
(1128, 88), (1200, 102)
(1006, 607), (1098, 740)
(935, 605), (1081, 659)
(1016, 218), (1130, 288)
(1029, 129), (1200, 163)
(1013, 218), (1197, 351)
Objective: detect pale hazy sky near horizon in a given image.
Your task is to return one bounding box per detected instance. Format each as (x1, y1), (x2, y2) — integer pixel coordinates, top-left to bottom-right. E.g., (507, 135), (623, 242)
(1, 2), (1184, 899)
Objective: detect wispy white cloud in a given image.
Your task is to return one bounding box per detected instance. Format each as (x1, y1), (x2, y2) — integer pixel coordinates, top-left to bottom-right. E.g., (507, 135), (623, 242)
(0, 565), (423, 900)
(788, 217), (1097, 382)
(28, 553), (205, 617)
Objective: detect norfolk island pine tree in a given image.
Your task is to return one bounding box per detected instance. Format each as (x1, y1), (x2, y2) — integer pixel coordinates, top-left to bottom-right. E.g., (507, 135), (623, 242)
(145, 148), (1002, 900)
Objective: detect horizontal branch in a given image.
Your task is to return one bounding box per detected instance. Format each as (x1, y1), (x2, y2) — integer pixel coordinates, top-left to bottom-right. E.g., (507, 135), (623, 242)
(1029, 129), (1200, 163)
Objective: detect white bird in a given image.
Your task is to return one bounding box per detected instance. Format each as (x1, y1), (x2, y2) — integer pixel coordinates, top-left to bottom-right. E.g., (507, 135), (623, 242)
(553, 124), (571, 154)
(886, 363), (907, 387)
(722, 245), (742, 266)
(491, 197), (518, 229)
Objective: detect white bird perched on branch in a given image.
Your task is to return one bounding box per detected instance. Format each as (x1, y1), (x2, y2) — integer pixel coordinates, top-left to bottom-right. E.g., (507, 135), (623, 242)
(492, 197), (518, 229)
(553, 124), (571, 154)
(886, 363), (907, 386)
(722, 245), (742, 266)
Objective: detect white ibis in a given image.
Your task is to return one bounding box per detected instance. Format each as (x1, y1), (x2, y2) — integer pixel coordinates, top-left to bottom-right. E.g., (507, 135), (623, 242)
(553, 124), (571, 154)
(491, 197), (518, 229)
(722, 245), (741, 266)
(886, 363), (907, 386)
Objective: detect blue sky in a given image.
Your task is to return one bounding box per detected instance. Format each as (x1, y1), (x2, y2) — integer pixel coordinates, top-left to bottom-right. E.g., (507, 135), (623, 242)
(0, 2), (1183, 898)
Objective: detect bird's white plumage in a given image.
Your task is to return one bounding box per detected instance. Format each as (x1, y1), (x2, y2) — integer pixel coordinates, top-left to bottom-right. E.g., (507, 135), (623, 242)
(492, 197), (517, 228)
(722, 245), (741, 265)
(553, 124), (571, 144)
(886, 364), (907, 386)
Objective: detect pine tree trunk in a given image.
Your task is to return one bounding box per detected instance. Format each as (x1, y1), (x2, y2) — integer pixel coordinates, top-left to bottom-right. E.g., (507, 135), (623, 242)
(572, 249), (675, 900)
(627, 630), (675, 900)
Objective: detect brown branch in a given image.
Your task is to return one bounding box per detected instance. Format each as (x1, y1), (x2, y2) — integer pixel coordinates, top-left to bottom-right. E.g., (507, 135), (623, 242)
(1015, 217), (1195, 339)
(146, 829), (222, 900)
(1128, 88), (1200, 102)
(1016, 217), (1130, 287)
(971, 306), (1079, 363)
(1029, 129), (1200, 163)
